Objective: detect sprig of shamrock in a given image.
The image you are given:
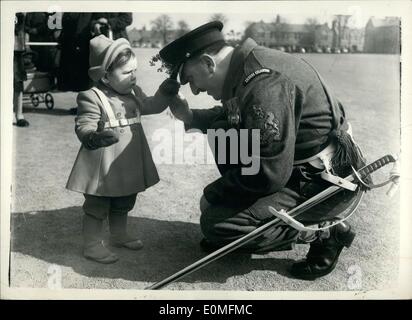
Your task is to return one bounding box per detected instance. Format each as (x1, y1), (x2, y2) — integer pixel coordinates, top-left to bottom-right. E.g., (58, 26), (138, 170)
(149, 53), (174, 74)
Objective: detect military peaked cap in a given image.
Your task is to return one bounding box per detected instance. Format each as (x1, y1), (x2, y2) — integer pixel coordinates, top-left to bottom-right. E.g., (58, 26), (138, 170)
(159, 21), (224, 76)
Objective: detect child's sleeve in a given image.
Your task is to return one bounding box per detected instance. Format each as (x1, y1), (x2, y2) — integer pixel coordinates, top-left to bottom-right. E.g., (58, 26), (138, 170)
(133, 85), (148, 101)
(75, 91), (102, 143)
(133, 85), (163, 115)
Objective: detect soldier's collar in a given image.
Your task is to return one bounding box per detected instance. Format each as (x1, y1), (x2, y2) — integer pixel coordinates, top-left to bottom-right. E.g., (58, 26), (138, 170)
(221, 38), (258, 101)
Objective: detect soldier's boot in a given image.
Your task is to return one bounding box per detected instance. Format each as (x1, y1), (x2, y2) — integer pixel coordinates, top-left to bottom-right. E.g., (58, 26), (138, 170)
(109, 213), (143, 250)
(290, 222), (355, 280)
(83, 214), (118, 264)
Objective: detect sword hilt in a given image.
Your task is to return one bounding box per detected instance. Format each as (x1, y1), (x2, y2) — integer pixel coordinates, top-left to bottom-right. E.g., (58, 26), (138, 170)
(354, 154), (400, 196)
(386, 176), (400, 197)
(387, 155), (400, 197)
(357, 154), (397, 179)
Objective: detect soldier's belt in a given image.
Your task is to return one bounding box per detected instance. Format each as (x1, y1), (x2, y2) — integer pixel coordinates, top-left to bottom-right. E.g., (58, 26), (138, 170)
(294, 123), (353, 168)
(293, 124), (359, 190)
(294, 142), (336, 169)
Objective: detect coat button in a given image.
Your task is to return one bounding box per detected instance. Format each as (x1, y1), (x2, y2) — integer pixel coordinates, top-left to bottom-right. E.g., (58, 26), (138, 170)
(116, 112), (122, 118)
(120, 129), (125, 133)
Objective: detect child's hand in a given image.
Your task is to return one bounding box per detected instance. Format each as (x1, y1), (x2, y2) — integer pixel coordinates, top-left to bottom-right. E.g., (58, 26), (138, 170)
(83, 128), (119, 150)
(158, 78), (181, 96)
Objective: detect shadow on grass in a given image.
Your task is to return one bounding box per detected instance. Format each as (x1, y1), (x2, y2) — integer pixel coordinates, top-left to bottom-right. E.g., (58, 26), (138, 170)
(22, 105), (75, 116)
(10, 207), (295, 286)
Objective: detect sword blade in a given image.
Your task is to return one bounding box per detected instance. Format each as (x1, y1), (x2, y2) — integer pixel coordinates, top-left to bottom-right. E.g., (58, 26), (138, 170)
(146, 154), (396, 290)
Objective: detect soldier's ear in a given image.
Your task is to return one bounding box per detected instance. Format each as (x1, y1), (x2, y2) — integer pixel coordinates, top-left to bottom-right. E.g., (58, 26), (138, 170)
(201, 54), (216, 74)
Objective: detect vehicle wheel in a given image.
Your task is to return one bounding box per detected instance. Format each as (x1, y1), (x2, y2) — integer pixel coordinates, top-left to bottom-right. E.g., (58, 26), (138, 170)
(31, 94), (40, 107)
(45, 93), (54, 109)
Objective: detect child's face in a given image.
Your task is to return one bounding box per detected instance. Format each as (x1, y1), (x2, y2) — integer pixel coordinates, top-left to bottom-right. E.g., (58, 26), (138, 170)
(106, 56), (138, 94)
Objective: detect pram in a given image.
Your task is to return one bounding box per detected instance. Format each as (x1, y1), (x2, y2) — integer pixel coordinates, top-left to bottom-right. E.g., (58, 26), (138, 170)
(23, 41), (58, 110)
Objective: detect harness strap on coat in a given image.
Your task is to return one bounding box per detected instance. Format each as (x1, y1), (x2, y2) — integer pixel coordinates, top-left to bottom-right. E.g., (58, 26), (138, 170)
(91, 87), (141, 129)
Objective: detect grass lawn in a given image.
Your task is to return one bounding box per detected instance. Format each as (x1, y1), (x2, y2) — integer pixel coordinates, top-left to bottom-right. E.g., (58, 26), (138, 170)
(9, 49), (401, 292)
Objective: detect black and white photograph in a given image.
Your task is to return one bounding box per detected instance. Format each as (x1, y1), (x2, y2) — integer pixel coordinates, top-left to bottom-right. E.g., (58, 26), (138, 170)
(1, 0), (411, 300)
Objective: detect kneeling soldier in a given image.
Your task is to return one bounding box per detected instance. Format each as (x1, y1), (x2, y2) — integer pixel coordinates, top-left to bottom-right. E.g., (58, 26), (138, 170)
(161, 21), (368, 280)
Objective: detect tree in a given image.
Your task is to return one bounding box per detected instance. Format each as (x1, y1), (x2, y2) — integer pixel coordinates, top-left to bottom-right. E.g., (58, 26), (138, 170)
(305, 17), (319, 30)
(243, 22), (257, 41)
(176, 20), (189, 37)
(304, 17), (320, 47)
(151, 14), (174, 45)
(332, 15), (351, 48)
(209, 13), (228, 26)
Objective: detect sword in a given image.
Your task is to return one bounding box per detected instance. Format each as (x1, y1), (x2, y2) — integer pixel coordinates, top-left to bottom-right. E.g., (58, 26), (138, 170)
(146, 154), (399, 290)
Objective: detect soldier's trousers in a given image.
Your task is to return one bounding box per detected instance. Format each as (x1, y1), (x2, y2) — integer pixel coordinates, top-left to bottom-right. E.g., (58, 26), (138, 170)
(200, 188), (301, 252)
(201, 120), (364, 253)
(199, 169), (363, 253)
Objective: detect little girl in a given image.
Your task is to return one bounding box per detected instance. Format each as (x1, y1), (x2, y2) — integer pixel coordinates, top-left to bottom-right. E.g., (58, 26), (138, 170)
(66, 35), (181, 263)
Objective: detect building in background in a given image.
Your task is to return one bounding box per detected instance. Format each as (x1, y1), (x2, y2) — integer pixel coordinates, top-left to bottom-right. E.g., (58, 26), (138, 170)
(243, 15), (365, 52)
(331, 15), (365, 53)
(127, 15), (400, 54)
(243, 16), (312, 52)
(364, 17), (400, 54)
(313, 23), (334, 52)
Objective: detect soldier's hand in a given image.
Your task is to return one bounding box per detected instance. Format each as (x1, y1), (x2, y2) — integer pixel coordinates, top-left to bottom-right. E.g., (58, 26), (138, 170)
(84, 129), (119, 150)
(158, 78), (181, 96)
(169, 93), (193, 123)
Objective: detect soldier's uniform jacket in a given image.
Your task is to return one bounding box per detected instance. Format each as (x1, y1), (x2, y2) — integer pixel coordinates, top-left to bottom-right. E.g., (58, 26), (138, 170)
(186, 38), (350, 207)
(66, 83), (159, 197)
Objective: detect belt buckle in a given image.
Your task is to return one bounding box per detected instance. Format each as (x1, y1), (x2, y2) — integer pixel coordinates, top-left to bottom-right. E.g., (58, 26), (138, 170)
(118, 118), (128, 127)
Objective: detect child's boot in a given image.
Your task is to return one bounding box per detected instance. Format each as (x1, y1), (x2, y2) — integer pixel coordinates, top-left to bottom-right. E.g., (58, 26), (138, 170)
(83, 214), (118, 263)
(109, 213), (143, 250)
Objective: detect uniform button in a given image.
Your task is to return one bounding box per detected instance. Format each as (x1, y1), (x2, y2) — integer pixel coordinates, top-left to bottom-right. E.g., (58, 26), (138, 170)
(116, 112), (122, 118)
(120, 129), (125, 133)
